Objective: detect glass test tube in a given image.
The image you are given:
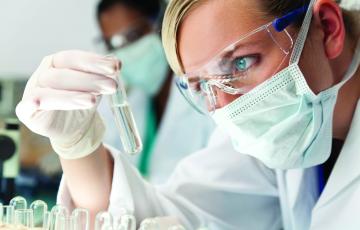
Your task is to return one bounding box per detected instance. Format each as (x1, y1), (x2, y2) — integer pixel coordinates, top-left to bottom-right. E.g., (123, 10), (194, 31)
(95, 211), (114, 230)
(30, 200), (48, 228)
(114, 214), (136, 230)
(139, 218), (159, 230)
(109, 72), (143, 155)
(0, 205), (15, 225)
(49, 205), (69, 230)
(14, 209), (34, 228)
(71, 208), (90, 230)
(10, 196), (27, 210)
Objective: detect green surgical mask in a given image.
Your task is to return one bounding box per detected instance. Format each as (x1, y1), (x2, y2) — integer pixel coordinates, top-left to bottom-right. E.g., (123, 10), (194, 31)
(113, 33), (169, 96)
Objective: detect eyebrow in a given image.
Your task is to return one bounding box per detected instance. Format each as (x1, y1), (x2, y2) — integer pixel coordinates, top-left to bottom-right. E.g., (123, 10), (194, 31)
(185, 24), (271, 73)
(219, 38), (265, 60)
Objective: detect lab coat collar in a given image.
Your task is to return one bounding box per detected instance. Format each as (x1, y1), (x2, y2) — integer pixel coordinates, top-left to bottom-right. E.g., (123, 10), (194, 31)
(314, 100), (360, 209)
(284, 166), (319, 229)
(286, 167), (319, 207)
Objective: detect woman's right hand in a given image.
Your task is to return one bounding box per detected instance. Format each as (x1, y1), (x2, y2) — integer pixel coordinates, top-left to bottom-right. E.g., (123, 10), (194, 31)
(16, 50), (119, 160)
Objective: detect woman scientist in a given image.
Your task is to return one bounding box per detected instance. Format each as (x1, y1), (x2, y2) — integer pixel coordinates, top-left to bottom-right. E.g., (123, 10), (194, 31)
(96, 0), (214, 184)
(16, 0), (360, 229)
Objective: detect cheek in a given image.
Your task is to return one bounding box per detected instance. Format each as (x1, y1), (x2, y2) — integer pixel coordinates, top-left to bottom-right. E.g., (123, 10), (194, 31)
(299, 42), (334, 94)
(216, 90), (242, 108)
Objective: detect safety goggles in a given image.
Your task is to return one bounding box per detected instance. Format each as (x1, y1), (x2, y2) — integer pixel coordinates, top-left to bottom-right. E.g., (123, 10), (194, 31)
(176, 5), (308, 115)
(99, 21), (152, 52)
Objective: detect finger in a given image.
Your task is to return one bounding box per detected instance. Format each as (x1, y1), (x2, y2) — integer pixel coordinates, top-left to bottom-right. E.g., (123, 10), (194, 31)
(19, 88), (98, 112)
(16, 99), (39, 125)
(38, 68), (117, 95)
(52, 50), (120, 77)
(37, 88), (99, 111)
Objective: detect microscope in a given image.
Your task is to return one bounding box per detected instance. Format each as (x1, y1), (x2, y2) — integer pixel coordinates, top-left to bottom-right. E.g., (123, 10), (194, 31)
(0, 78), (25, 203)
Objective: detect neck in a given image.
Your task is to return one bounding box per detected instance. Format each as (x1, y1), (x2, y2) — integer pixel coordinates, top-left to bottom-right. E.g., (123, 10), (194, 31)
(332, 36), (359, 140)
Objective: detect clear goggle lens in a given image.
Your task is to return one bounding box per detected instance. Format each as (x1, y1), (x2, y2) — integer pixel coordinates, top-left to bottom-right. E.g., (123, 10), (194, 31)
(176, 22), (294, 115)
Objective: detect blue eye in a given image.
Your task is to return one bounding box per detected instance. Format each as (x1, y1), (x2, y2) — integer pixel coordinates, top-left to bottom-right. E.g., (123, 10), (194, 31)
(233, 56), (257, 72)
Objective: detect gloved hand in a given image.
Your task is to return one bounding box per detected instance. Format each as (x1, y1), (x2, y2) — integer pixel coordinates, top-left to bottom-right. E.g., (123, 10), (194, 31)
(16, 50), (119, 160)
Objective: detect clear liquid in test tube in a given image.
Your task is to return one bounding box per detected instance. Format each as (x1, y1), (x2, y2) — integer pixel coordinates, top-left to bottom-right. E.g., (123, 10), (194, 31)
(109, 72), (143, 155)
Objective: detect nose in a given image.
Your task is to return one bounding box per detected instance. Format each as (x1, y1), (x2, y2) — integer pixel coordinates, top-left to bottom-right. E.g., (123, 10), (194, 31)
(211, 87), (243, 109)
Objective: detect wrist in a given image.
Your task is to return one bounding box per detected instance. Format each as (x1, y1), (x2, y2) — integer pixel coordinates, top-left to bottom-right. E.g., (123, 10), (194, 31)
(51, 113), (105, 160)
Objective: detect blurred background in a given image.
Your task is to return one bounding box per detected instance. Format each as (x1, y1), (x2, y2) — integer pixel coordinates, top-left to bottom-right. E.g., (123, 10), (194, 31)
(0, 0), (358, 207)
(0, 0), (100, 207)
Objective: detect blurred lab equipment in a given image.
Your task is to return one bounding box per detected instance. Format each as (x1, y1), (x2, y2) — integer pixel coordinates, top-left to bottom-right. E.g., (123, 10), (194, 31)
(0, 196), (200, 230)
(0, 79), (25, 203)
(1, 196), (49, 229)
(0, 78), (59, 205)
(0, 79), (25, 118)
(0, 118), (20, 203)
(95, 210), (136, 230)
(0, 196), (89, 229)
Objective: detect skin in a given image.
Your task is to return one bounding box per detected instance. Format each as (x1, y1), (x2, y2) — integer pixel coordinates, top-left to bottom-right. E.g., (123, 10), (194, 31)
(60, 0), (359, 226)
(178, 0), (360, 138)
(179, 0), (359, 182)
(60, 146), (113, 228)
(98, 4), (147, 41)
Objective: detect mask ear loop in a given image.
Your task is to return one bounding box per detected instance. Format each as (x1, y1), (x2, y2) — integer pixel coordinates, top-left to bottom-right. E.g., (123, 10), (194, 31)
(329, 39), (360, 93)
(289, 0), (318, 65)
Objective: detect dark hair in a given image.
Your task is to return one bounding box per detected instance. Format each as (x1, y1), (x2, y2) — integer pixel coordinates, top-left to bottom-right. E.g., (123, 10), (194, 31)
(263, 0), (341, 18)
(262, 0), (354, 35)
(97, 0), (162, 21)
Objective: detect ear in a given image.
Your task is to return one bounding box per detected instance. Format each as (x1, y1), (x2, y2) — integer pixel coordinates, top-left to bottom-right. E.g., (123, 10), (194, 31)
(313, 0), (346, 59)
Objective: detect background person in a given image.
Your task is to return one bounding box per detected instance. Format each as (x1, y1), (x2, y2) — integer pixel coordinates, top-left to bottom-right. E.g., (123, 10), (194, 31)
(96, 0), (214, 183)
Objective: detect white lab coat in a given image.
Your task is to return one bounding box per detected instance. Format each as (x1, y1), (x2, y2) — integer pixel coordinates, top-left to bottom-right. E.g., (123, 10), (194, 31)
(341, 0), (360, 10)
(59, 100), (360, 230)
(98, 77), (215, 184)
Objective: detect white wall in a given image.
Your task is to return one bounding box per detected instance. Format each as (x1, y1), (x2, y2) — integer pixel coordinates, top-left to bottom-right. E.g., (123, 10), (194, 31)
(0, 0), (101, 79)
(0, 0), (358, 79)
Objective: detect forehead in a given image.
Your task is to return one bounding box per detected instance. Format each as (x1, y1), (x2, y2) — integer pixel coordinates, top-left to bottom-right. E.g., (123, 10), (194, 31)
(99, 4), (144, 38)
(178, 0), (270, 72)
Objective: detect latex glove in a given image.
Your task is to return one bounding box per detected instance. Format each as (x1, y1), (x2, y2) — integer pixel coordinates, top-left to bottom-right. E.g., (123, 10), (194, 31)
(16, 50), (119, 159)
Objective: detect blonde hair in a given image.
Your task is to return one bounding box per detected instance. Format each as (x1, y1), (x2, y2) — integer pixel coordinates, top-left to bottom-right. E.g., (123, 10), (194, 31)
(161, 0), (356, 76)
(161, 0), (202, 76)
